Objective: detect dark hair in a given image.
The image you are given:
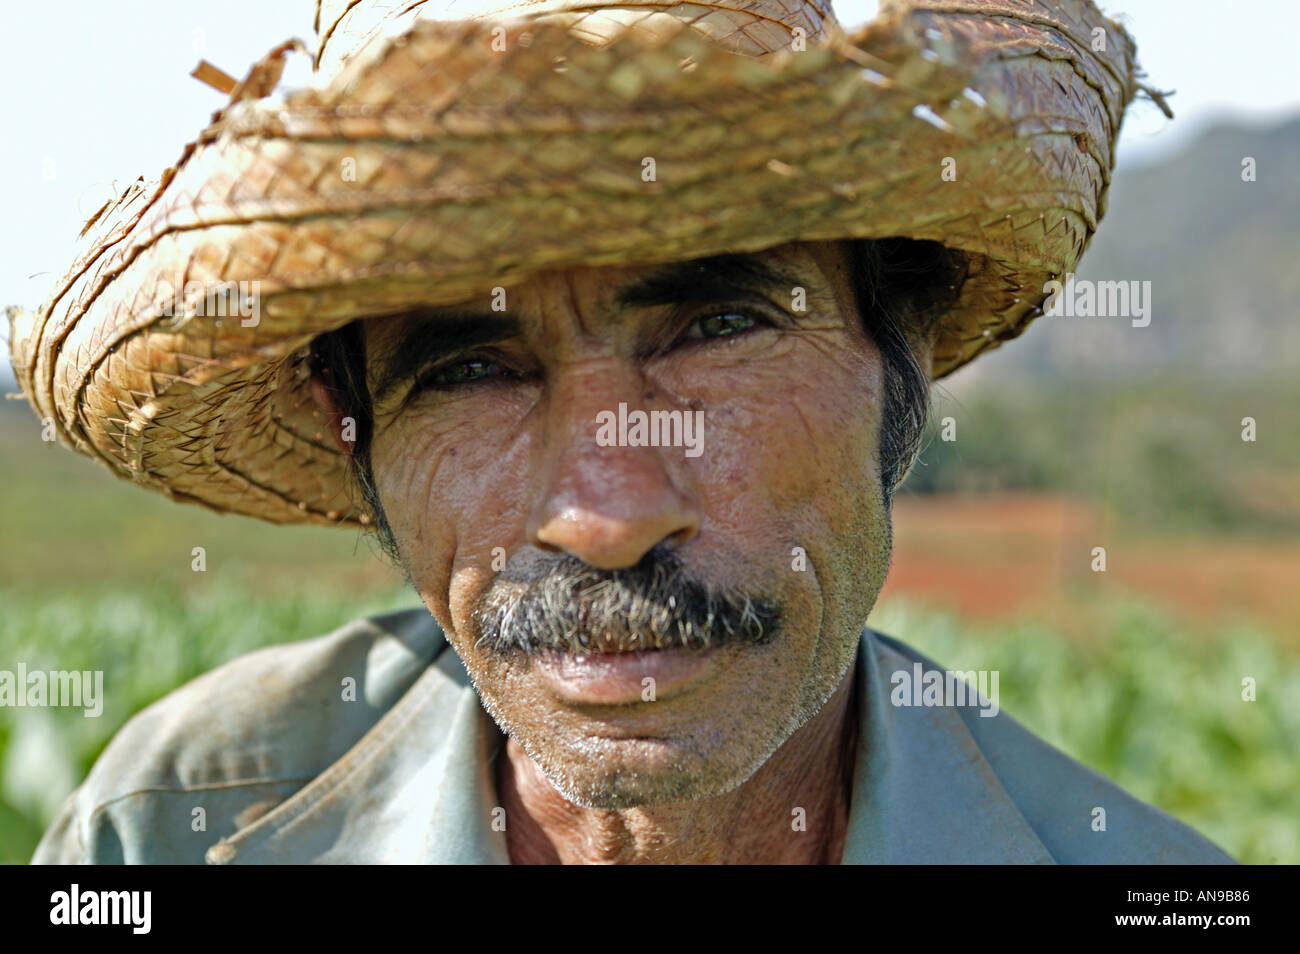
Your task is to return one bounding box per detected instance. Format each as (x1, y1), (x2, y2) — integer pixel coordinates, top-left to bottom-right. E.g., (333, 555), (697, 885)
(846, 237), (969, 497)
(309, 238), (968, 563)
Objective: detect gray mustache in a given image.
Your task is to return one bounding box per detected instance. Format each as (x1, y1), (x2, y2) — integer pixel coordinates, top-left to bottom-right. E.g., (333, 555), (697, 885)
(471, 546), (782, 656)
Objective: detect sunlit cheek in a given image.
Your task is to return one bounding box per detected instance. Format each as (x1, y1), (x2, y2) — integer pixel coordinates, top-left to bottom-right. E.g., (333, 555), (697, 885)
(665, 332), (881, 506)
(372, 394), (534, 612)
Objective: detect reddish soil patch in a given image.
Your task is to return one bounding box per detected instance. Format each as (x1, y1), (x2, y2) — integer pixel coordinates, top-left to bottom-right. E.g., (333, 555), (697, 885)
(880, 492), (1300, 644)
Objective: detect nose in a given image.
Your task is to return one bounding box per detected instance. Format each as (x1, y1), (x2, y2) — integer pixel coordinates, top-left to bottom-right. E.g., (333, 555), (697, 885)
(534, 504), (698, 570)
(527, 366), (702, 570)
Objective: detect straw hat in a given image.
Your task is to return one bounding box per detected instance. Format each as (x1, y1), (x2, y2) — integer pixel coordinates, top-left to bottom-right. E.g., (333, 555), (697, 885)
(5, 0), (1160, 527)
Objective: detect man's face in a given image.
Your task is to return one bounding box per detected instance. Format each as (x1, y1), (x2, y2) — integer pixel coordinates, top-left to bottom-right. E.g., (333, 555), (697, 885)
(360, 239), (904, 808)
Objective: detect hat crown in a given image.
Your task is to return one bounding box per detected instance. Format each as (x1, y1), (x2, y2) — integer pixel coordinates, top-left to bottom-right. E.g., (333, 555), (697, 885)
(315, 0), (839, 72)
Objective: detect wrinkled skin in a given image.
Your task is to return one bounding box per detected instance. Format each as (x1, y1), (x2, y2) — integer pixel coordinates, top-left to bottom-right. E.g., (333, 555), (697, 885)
(311, 239), (933, 863)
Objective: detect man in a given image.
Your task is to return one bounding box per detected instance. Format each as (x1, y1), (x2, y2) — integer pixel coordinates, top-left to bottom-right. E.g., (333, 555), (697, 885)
(11, 0), (1231, 863)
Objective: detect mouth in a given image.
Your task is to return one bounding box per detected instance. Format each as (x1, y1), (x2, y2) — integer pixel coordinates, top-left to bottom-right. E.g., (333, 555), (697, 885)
(531, 644), (723, 706)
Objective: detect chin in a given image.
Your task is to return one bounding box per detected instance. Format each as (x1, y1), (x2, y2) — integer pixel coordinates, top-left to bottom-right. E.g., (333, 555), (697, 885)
(523, 733), (760, 809)
(500, 704), (805, 809)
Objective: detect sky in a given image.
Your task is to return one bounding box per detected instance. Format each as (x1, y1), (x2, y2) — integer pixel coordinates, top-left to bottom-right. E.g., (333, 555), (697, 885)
(2, 0), (1298, 382)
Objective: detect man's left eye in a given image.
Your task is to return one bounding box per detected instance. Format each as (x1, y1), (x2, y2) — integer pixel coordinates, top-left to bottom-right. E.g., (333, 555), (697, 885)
(682, 311), (759, 340)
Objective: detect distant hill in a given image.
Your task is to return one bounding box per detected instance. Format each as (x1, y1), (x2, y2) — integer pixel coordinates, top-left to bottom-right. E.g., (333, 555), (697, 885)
(959, 113), (1300, 382)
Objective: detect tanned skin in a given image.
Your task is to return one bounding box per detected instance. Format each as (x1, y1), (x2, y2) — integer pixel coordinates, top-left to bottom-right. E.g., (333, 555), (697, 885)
(310, 240), (935, 864)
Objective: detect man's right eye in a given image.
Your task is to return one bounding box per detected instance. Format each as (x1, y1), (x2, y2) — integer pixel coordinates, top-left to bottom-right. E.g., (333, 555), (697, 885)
(415, 357), (502, 390)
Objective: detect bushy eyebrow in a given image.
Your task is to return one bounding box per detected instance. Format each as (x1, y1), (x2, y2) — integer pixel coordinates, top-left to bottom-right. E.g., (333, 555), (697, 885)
(615, 252), (806, 310)
(370, 252), (812, 403)
(370, 311), (519, 405)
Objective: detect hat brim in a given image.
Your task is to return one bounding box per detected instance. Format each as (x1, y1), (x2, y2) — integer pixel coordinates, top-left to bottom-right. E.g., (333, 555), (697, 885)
(9, 1), (1136, 526)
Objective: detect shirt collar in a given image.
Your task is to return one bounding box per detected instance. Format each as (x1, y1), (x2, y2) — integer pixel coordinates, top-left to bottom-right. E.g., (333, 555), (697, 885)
(841, 630), (1053, 863)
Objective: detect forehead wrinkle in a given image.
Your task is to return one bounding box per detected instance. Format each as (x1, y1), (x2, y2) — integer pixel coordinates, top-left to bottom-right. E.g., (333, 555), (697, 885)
(531, 266), (618, 352)
(486, 266), (633, 365)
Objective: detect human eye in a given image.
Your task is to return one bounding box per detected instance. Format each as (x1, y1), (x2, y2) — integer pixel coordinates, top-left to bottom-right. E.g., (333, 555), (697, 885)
(680, 309), (764, 341)
(414, 356), (507, 391)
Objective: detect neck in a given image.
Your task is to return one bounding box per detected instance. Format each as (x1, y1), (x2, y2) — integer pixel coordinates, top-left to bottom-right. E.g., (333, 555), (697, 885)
(498, 651), (859, 865)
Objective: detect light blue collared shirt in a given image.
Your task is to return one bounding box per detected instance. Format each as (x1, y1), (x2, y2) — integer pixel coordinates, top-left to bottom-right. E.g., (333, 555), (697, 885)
(32, 607), (1235, 864)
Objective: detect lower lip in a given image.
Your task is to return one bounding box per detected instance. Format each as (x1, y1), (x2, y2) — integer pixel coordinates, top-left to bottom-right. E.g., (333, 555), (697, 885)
(531, 646), (721, 705)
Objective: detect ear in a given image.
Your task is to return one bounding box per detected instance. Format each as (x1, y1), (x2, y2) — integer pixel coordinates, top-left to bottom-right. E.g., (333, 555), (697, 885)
(308, 371), (354, 458)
